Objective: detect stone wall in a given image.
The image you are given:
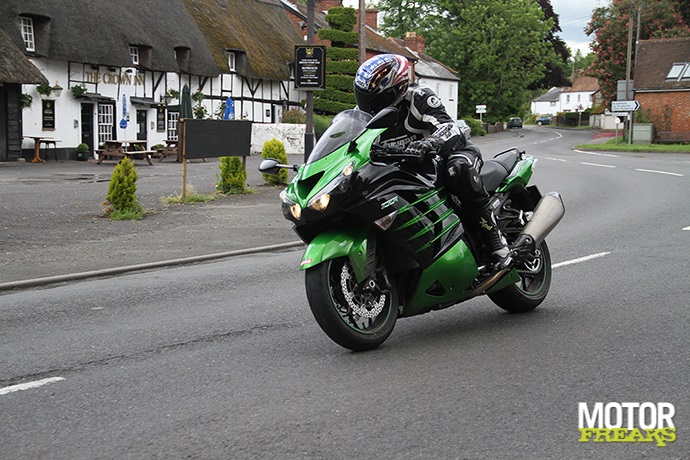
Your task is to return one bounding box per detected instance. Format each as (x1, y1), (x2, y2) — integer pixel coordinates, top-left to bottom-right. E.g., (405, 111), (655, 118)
(251, 123), (305, 156)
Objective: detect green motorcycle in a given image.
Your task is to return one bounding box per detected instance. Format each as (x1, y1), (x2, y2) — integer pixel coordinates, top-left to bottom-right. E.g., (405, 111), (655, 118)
(260, 108), (564, 351)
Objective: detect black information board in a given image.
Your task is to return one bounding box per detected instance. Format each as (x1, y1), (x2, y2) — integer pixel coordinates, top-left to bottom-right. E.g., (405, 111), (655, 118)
(42, 100), (55, 129)
(294, 45), (326, 90)
(183, 119), (252, 159)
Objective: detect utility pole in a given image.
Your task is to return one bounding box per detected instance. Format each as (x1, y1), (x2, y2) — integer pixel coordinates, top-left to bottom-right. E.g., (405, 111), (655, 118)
(358, 0), (366, 64)
(625, 4), (634, 144)
(305, 0), (315, 162)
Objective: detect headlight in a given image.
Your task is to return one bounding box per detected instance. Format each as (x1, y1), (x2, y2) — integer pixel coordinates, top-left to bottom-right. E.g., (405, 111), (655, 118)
(307, 163), (354, 212)
(280, 188), (301, 220)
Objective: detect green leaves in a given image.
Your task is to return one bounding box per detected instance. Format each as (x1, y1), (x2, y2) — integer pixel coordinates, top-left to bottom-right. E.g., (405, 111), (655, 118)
(378, 0), (560, 119)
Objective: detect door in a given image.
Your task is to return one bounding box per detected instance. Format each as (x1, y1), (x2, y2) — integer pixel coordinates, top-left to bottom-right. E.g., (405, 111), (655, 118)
(136, 110), (147, 141)
(0, 87), (7, 161)
(80, 103), (94, 150)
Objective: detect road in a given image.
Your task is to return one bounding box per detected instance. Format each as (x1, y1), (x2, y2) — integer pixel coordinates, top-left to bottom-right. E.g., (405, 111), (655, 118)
(2, 127), (689, 459)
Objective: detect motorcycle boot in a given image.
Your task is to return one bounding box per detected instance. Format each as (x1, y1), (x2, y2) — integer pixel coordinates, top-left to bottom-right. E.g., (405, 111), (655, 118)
(473, 203), (512, 271)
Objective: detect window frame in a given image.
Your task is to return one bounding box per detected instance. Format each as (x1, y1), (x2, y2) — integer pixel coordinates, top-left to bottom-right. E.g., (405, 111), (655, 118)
(19, 16), (35, 52)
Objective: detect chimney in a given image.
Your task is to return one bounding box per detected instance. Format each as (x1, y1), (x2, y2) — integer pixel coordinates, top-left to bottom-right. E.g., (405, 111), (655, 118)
(315, 0), (343, 12)
(365, 7), (378, 30)
(404, 31), (426, 54)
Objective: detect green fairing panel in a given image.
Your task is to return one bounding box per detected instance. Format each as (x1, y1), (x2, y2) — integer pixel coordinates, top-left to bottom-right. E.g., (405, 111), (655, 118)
(402, 240), (479, 317)
(496, 156), (534, 193)
(289, 129), (384, 206)
(300, 228), (368, 281)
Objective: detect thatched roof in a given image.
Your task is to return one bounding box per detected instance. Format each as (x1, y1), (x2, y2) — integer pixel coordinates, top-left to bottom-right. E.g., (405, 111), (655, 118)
(181, 0), (304, 81)
(0, 0), (219, 76)
(635, 37), (690, 91)
(0, 29), (46, 84)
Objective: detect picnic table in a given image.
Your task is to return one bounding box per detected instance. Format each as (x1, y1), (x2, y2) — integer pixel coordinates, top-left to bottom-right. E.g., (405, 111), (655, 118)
(23, 136), (62, 162)
(157, 139), (179, 162)
(96, 140), (154, 165)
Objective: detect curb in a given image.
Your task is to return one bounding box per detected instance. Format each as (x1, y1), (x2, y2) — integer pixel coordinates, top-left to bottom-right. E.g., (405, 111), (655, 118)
(0, 241), (304, 292)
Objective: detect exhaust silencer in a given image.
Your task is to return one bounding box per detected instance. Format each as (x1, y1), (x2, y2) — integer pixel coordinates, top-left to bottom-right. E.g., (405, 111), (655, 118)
(512, 192), (565, 254)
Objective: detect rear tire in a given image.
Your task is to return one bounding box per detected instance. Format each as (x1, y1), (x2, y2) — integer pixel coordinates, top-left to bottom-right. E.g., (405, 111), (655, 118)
(488, 240), (551, 313)
(305, 257), (398, 351)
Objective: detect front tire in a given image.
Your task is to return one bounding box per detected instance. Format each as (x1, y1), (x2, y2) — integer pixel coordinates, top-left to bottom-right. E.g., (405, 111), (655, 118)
(305, 257), (398, 351)
(488, 240), (552, 313)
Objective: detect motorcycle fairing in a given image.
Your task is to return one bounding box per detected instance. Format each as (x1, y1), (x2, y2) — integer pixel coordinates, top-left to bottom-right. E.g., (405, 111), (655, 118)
(300, 227), (368, 282)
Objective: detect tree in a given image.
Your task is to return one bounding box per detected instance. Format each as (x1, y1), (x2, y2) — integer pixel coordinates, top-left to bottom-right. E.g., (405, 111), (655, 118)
(314, 7), (359, 115)
(529, 0), (572, 89)
(378, 0), (561, 119)
(585, 0), (690, 104)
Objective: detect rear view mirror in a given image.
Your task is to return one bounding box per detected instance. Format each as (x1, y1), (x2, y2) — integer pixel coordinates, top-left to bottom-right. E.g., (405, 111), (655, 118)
(258, 158), (282, 175)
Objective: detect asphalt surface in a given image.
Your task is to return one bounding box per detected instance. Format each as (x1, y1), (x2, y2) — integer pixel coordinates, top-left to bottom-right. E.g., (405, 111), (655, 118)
(0, 129), (603, 291)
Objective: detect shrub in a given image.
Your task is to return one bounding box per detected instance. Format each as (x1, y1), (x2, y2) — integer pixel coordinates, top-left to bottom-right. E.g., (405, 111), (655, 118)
(464, 117), (486, 137)
(104, 157), (143, 219)
(216, 156), (247, 194)
(77, 143), (90, 152)
(261, 138), (288, 186)
(282, 109), (306, 124)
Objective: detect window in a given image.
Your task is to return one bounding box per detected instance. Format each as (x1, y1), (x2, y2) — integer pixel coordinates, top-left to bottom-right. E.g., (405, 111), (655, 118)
(227, 52), (236, 71)
(566, 95), (571, 103)
(666, 63), (687, 81)
(167, 112), (179, 140)
(129, 46), (139, 65)
(681, 64), (690, 81)
(449, 85), (455, 102)
(98, 104), (115, 144)
(19, 16), (35, 52)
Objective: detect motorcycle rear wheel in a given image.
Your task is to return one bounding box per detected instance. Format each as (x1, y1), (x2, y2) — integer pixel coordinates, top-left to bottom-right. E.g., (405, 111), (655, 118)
(488, 240), (552, 313)
(305, 257), (398, 351)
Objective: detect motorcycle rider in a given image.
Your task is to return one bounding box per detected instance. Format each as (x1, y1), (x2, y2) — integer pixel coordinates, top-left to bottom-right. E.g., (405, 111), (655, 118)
(353, 53), (511, 270)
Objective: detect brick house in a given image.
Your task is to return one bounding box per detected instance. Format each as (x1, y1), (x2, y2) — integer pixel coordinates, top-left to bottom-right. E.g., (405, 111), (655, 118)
(634, 37), (690, 138)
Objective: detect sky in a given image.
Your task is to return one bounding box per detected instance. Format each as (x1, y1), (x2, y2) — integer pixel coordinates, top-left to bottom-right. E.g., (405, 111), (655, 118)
(342, 0), (606, 57)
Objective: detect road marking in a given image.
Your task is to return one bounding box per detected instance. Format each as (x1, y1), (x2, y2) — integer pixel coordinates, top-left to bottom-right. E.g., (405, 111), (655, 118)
(574, 149), (619, 158)
(581, 162), (616, 168)
(635, 168), (684, 177)
(0, 377), (65, 396)
(683, 226), (690, 231)
(553, 252), (611, 268)
(545, 157), (567, 162)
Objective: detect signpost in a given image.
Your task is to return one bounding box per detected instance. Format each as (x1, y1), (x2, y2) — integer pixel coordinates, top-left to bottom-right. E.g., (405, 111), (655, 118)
(476, 104), (486, 122)
(295, 42), (326, 161)
(611, 100), (640, 112)
(611, 100), (640, 144)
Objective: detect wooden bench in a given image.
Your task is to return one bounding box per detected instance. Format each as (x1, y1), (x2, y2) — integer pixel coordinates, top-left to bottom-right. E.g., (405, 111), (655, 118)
(95, 149), (155, 165)
(658, 131), (690, 143)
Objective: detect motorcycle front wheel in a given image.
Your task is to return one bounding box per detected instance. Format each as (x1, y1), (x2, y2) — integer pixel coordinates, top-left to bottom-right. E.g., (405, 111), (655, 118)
(305, 257), (398, 351)
(488, 239), (552, 313)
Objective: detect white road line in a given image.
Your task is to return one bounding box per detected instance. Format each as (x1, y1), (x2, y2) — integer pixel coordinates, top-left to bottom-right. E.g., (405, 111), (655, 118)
(581, 162), (616, 168)
(683, 226), (690, 231)
(574, 149), (620, 158)
(0, 377), (65, 396)
(545, 157), (567, 162)
(635, 168), (684, 177)
(553, 252), (611, 268)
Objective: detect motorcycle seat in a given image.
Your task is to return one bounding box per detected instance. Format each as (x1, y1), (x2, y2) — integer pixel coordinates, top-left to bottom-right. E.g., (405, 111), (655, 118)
(480, 149), (520, 192)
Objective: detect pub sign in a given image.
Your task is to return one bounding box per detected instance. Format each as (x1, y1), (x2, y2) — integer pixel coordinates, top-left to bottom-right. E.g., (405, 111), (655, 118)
(294, 45), (326, 90)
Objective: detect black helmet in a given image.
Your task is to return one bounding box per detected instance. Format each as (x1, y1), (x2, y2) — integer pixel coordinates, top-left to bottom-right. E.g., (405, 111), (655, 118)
(353, 54), (410, 115)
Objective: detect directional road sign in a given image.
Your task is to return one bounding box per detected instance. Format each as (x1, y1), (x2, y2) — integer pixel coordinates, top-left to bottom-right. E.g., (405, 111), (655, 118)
(612, 100), (640, 112)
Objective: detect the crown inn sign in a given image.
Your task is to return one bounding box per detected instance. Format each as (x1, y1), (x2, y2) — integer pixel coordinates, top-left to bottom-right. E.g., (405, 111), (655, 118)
(294, 45), (326, 90)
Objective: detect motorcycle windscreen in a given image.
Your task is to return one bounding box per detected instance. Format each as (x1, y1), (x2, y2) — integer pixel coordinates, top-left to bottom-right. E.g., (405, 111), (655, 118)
(307, 110), (372, 164)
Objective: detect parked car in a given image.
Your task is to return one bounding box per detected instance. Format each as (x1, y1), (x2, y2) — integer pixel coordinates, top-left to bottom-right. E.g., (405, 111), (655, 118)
(507, 117), (523, 129)
(536, 115), (552, 125)
(455, 119), (471, 140)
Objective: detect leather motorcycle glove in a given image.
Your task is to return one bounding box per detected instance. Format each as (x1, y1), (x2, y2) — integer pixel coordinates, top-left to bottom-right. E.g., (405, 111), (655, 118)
(405, 136), (444, 161)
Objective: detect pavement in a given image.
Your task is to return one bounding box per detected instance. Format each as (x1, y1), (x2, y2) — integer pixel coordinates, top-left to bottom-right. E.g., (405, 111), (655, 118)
(0, 153), (304, 290)
(0, 127), (604, 291)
